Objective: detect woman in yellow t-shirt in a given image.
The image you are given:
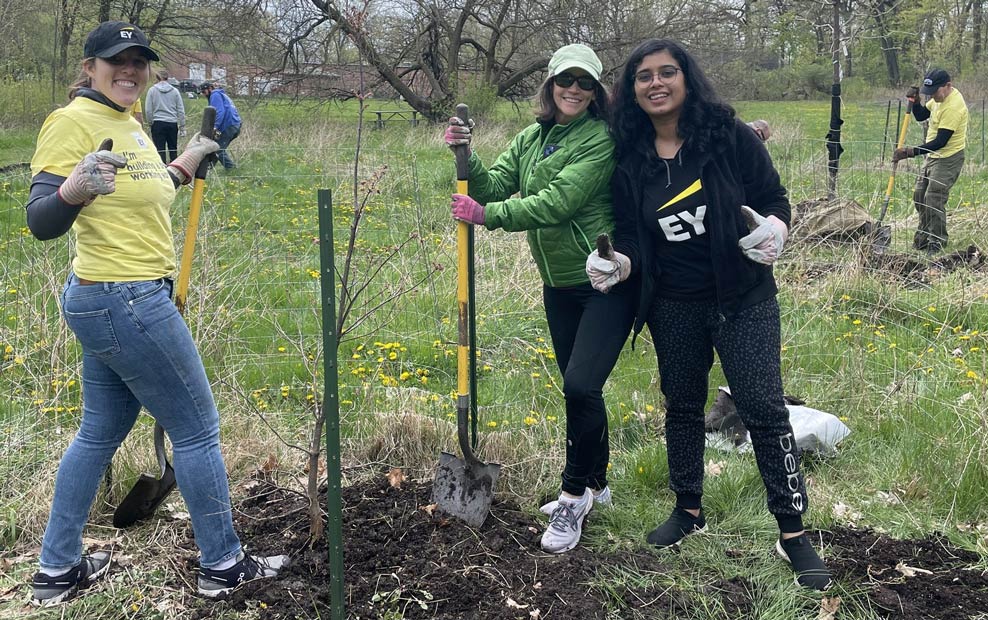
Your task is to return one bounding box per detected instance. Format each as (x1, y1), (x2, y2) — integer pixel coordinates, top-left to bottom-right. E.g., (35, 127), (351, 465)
(26, 21), (287, 606)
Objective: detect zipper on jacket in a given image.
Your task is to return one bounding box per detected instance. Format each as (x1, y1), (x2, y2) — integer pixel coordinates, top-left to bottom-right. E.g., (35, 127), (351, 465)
(534, 229), (555, 287)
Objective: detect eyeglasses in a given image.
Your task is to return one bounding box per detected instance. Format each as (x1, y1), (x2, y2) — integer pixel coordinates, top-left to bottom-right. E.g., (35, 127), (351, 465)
(553, 73), (596, 91)
(634, 66), (682, 85)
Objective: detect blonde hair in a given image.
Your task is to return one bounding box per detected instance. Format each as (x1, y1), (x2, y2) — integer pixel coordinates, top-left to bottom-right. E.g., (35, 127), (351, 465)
(155, 69), (169, 81)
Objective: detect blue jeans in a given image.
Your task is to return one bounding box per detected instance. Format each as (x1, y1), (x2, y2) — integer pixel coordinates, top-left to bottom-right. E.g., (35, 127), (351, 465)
(40, 275), (242, 572)
(215, 124), (241, 169)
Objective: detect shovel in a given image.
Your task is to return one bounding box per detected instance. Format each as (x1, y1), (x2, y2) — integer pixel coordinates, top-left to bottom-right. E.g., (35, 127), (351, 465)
(871, 99), (913, 255)
(432, 103), (500, 528)
(113, 107), (217, 528)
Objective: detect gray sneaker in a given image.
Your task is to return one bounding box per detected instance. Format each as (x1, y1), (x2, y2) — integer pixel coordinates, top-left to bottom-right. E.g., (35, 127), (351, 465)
(540, 486), (611, 514)
(198, 552), (290, 598)
(540, 489), (593, 554)
(31, 551), (112, 607)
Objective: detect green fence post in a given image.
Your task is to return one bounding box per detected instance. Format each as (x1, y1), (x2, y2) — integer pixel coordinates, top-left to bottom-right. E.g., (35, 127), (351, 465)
(317, 189), (344, 620)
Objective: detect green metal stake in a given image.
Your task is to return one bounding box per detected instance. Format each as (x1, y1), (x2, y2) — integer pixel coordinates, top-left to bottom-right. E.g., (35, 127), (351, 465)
(317, 189), (344, 620)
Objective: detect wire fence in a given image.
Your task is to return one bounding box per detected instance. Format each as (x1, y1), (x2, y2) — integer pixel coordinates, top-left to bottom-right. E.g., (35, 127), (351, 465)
(2, 126), (987, 546)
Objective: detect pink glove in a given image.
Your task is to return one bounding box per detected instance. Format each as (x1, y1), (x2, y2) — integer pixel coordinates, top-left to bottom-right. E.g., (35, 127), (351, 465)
(58, 148), (128, 206)
(738, 205), (788, 264)
(444, 117), (474, 154)
(451, 194), (485, 225)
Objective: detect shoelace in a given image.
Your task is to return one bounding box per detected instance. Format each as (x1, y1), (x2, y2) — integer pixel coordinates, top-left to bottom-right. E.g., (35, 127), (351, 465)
(548, 503), (582, 533)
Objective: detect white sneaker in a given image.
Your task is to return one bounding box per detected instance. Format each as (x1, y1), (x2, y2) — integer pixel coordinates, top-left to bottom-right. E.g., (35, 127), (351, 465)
(540, 486), (611, 515)
(540, 489), (593, 554)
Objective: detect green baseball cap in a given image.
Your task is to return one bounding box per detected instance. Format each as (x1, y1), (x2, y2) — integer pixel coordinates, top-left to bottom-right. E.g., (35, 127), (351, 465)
(548, 44), (602, 81)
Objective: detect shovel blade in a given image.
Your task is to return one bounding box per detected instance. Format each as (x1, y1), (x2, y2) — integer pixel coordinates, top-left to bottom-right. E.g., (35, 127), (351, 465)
(112, 462), (177, 529)
(869, 224), (892, 256)
(432, 451), (500, 528)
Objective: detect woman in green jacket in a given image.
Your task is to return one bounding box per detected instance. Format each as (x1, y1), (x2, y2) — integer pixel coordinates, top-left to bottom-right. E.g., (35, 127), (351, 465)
(444, 44), (635, 554)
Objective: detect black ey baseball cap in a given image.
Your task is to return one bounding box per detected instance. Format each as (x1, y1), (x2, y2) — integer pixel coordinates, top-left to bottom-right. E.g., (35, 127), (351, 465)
(84, 21), (160, 61)
(920, 69), (950, 95)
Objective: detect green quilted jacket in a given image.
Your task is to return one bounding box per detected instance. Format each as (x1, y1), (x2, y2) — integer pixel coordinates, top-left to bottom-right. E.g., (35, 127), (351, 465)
(467, 112), (616, 287)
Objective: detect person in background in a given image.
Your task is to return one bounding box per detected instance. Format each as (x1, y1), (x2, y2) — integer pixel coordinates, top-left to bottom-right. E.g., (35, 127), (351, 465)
(145, 68), (186, 163)
(895, 69), (968, 254)
(131, 96), (143, 125)
(25, 21), (287, 606)
(444, 44), (635, 554)
(200, 81), (241, 169)
(594, 38), (831, 590)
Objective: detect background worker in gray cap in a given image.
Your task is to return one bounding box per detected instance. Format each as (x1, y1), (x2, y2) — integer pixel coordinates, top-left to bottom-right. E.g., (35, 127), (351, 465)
(895, 69), (968, 254)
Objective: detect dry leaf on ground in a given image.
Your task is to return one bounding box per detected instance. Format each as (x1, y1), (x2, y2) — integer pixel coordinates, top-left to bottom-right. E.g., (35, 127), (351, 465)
(386, 467), (406, 488)
(818, 595), (841, 620)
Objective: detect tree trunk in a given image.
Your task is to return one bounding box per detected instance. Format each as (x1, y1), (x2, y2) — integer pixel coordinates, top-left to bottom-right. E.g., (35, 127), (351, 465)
(975, 0), (984, 63)
(871, 1), (901, 86)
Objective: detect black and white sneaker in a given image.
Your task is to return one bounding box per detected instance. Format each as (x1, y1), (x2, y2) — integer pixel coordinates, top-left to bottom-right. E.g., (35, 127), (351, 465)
(776, 533), (832, 591)
(31, 551), (112, 607)
(197, 552), (290, 598)
(646, 506), (706, 548)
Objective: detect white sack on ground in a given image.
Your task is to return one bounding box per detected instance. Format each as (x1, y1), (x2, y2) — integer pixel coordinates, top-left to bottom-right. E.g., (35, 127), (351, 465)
(704, 386), (850, 455)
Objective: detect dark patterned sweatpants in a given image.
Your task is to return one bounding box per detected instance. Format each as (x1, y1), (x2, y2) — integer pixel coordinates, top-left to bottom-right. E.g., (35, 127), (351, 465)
(646, 296), (806, 533)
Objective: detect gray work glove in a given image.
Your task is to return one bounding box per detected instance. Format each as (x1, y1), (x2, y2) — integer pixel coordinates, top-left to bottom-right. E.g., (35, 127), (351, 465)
(905, 85), (920, 103)
(747, 119), (772, 142)
(58, 146), (128, 206)
(738, 205), (788, 265)
(167, 132), (220, 184)
(444, 116), (474, 155)
(586, 249), (631, 293)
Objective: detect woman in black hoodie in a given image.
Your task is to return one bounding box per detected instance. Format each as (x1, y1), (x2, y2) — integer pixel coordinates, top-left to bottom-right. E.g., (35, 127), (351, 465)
(588, 38), (830, 590)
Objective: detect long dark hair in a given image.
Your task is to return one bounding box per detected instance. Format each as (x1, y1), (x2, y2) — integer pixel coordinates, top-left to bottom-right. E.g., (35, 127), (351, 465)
(534, 76), (611, 125)
(611, 39), (734, 161)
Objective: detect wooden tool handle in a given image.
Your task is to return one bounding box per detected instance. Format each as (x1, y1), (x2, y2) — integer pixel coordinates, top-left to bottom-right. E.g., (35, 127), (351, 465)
(596, 233), (613, 259)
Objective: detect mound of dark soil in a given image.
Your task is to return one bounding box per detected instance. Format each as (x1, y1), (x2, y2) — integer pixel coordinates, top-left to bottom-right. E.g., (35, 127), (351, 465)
(188, 474), (749, 619)
(823, 527), (988, 618)
(185, 473), (987, 619)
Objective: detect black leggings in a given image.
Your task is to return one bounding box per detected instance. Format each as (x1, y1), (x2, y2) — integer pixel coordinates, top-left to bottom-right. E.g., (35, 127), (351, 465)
(150, 121), (179, 163)
(543, 281), (635, 496)
(646, 297), (806, 533)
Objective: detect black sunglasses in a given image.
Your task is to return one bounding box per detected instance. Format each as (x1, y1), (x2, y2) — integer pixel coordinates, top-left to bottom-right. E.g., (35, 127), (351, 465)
(553, 73), (596, 91)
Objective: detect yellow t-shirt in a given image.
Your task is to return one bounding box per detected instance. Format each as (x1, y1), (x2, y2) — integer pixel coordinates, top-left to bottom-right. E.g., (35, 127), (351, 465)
(31, 96), (178, 281)
(131, 97), (143, 118)
(925, 88), (968, 159)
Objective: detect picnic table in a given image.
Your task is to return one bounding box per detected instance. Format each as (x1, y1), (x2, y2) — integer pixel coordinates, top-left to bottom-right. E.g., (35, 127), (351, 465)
(372, 109), (419, 129)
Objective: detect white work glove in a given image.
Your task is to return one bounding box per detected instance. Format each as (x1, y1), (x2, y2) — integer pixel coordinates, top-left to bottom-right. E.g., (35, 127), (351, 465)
(444, 116), (474, 155)
(57, 146), (128, 206)
(585, 249), (631, 293)
(167, 132), (220, 184)
(179, 126), (187, 138)
(738, 205), (788, 265)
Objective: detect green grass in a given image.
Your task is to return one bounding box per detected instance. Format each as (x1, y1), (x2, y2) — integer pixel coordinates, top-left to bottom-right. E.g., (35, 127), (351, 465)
(1, 91), (987, 618)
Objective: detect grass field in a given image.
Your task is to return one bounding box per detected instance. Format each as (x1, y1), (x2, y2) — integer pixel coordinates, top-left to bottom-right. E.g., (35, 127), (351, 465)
(1, 92), (987, 618)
